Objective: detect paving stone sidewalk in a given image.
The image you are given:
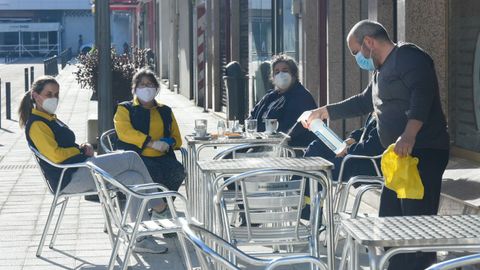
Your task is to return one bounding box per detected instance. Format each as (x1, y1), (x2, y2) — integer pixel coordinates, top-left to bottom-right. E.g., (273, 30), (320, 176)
(0, 62), (217, 270)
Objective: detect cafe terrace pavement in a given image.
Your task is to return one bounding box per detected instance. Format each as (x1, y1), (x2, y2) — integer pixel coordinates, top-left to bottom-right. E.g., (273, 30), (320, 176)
(0, 60), (478, 269)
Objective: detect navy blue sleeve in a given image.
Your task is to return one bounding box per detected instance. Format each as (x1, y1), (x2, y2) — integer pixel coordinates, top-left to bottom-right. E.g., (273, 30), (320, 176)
(348, 128), (364, 142)
(327, 82), (373, 120)
(249, 90), (273, 120)
(347, 127), (384, 156)
(283, 86), (318, 146)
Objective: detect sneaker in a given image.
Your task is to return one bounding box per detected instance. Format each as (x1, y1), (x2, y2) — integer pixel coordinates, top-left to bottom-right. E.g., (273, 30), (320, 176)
(133, 237), (168, 254)
(151, 208), (172, 220)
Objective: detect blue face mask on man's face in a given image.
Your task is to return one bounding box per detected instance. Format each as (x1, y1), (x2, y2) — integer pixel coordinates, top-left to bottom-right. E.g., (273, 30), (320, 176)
(354, 42), (375, 71)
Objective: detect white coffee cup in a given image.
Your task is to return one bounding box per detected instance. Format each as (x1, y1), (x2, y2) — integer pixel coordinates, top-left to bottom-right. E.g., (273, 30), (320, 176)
(265, 119), (278, 134)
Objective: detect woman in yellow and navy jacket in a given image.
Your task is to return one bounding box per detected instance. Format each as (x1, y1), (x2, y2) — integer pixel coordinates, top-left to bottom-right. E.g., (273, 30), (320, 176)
(114, 69), (186, 194)
(18, 76), (168, 254)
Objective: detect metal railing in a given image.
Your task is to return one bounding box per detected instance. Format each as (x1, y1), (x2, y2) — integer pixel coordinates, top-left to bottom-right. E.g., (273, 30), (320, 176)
(59, 48), (72, 69)
(0, 44), (59, 57)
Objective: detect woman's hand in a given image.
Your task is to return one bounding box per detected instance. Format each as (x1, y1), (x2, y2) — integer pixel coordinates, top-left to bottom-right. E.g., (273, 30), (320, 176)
(344, 138), (356, 146)
(151, 140), (170, 152)
(80, 143), (94, 157)
(335, 146), (348, 158)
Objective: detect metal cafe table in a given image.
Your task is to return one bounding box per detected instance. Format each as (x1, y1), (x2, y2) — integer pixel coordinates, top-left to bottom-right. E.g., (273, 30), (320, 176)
(196, 156), (335, 270)
(340, 215), (480, 270)
(184, 133), (289, 223)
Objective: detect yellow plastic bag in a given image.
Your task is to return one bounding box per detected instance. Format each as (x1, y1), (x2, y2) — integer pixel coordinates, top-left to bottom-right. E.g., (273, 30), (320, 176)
(381, 144), (424, 199)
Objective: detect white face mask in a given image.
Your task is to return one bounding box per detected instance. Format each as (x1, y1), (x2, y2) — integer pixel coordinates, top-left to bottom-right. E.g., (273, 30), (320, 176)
(41, 97), (58, 114)
(273, 72), (292, 90)
(136, 87), (158, 102)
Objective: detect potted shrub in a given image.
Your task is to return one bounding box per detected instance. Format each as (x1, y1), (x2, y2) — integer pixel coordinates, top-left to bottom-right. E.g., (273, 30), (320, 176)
(74, 46), (154, 103)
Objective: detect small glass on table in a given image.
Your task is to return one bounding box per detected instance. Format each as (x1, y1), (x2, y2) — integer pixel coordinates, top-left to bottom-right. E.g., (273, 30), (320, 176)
(245, 119), (257, 137)
(194, 119), (208, 138)
(217, 120), (226, 140)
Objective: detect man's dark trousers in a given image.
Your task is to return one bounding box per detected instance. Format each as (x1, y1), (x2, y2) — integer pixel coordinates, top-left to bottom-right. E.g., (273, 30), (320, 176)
(379, 148), (449, 270)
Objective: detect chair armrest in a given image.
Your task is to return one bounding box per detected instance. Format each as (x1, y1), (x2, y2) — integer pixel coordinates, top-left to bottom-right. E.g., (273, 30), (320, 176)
(129, 183), (170, 192)
(425, 253), (480, 270)
(337, 154), (382, 182)
(266, 256), (328, 270)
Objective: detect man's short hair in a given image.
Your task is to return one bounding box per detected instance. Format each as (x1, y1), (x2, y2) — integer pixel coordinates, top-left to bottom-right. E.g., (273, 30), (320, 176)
(347, 20), (391, 44)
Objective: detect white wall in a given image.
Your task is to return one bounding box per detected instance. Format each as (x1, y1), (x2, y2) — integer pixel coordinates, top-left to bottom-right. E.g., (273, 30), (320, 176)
(62, 11), (94, 54)
(111, 11), (132, 54)
(0, 0), (91, 10)
(178, 0), (192, 98)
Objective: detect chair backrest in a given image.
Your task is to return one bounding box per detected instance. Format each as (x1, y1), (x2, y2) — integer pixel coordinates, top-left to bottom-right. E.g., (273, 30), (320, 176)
(179, 218), (328, 270)
(215, 168), (328, 243)
(29, 144), (88, 195)
(99, 128), (118, 153)
(213, 143), (296, 160)
(88, 161), (189, 232)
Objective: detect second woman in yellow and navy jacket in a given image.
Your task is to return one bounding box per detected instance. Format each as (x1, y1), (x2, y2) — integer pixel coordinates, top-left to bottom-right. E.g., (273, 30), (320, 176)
(114, 69), (186, 194)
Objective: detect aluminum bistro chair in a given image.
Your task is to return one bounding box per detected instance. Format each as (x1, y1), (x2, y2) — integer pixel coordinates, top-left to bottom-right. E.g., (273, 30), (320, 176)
(425, 253), (480, 270)
(214, 168), (329, 259)
(88, 162), (192, 270)
(99, 128), (188, 171)
(212, 143), (296, 226)
(334, 154), (383, 214)
(29, 145), (98, 257)
(179, 218), (328, 270)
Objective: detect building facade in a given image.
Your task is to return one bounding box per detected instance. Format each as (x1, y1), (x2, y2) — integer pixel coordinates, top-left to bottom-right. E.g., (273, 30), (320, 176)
(0, 0), (153, 57)
(155, 0), (480, 159)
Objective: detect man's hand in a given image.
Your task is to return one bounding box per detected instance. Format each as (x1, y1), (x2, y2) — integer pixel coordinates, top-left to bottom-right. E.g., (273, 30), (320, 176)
(394, 134), (415, 157)
(303, 106), (329, 128)
(393, 119), (423, 157)
(80, 143), (94, 157)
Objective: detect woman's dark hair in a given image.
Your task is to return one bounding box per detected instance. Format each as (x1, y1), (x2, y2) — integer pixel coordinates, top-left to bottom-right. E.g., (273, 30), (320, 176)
(131, 68), (160, 92)
(270, 54), (299, 81)
(18, 76), (59, 128)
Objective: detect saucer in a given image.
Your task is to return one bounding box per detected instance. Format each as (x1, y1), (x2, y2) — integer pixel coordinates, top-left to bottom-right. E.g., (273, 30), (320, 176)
(265, 132), (282, 138)
(192, 133), (211, 140)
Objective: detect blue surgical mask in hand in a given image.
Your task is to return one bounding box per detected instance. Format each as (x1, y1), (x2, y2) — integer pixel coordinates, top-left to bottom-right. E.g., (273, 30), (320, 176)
(160, 137), (175, 146)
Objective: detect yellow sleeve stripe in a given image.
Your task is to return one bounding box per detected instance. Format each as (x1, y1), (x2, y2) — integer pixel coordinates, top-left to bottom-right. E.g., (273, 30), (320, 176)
(170, 113), (182, 149)
(29, 121), (81, 163)
(114, 105), (149, 149)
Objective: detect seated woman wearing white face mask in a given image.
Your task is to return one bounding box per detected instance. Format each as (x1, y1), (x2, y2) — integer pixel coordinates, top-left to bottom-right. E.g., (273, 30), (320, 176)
(18, 76), (168, 254)
(114, 69), (185, 218)
(249, 54), (318, 147)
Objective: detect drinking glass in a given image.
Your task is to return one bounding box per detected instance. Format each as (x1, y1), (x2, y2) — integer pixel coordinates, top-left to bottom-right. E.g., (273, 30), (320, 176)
(194, 119), (207, 137)
(217, 120), (226, 139)
(228, 120), (239, 132)
(245, 119), (257, 137)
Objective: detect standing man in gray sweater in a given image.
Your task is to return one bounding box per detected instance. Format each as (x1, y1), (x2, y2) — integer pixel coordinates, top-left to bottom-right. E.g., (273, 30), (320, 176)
(305, 20), (449, 270)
